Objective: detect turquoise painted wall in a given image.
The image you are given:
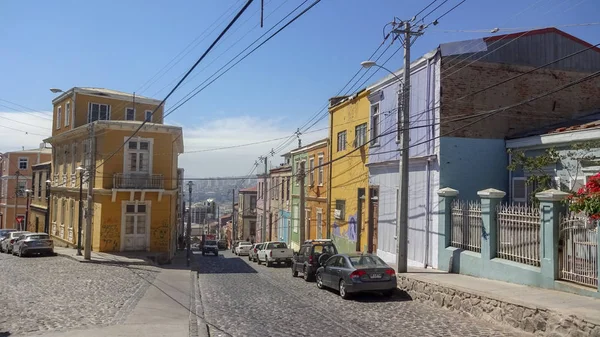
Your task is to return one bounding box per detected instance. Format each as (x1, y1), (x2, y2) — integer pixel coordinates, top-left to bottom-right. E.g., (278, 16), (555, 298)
(439, 137), (508, 201)
(290, 152), (307, 250)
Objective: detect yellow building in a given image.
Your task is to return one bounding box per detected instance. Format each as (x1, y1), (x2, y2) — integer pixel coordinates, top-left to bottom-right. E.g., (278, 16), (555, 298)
(328, 89), (373, 253)
(44, 87), (184, 260)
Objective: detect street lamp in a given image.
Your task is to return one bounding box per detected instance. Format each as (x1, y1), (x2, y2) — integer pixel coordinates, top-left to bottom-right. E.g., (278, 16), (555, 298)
(76, 166), (85, 256)
(361, 59), (410, 272)
(24, 189), (32, 231)
(45, 179), (51, 234)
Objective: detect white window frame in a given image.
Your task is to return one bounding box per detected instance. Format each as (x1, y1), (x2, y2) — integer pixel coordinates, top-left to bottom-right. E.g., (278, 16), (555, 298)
(355, 123), (367, 148)
(511, 177), (527, 203)
(61, 198), (66, 225)
(88, 102), (111, 123)
(18, 157), (28, 170)
(318, 154), (324, 186)
(69, 199), (74, 230)
(126, 107), (136, 121)
(309, 157), (315, 186)
(292, 205), (299, 233)
(56, 106), (62, 129)
(316, 208), (323, 239)
(65, 102), (71, 126)
(16, 180), (26, 197)
(123, 137), (153, 175)
(53, 197), (58, 222)
(120, 200), (151, 252)
(295, 159), (300, 186)
(370, 103), (380, 146)
(337, 131), (347, 152)
(145, 110), (153, 122)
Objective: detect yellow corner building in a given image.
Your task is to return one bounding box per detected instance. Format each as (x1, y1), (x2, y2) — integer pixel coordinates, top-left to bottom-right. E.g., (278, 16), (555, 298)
(44, 87), (184, 261)
(328, 89), (374, 254)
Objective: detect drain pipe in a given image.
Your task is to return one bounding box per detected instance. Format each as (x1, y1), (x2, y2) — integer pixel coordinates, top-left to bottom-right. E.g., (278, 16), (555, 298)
(424, 157), (432, 268)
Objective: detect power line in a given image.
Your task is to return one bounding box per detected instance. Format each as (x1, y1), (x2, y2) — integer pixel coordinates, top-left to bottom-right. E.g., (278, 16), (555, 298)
(96, 0), (255, 172)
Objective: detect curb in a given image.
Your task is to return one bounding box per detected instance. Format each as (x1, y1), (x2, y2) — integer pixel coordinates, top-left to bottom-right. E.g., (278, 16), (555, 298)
(191, 267), (210, 337)
(55, 251), (157, 267)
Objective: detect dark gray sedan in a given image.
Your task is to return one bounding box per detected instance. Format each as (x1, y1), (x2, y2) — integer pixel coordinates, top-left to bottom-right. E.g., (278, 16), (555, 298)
(13, 233), (54, 257)
(315, 253), (397, 299)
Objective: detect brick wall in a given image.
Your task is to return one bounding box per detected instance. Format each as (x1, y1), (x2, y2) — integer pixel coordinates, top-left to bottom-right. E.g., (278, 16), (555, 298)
(440, 60), (600, 138)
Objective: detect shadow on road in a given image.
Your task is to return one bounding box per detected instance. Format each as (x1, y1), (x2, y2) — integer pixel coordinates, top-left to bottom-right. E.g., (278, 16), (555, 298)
(323, 287), (413, 303)
(194, 253), (258, 274)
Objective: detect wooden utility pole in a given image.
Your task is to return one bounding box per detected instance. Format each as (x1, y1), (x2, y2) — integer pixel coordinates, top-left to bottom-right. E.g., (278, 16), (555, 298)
(84, 122), (95, 260)
(187, 181), (193, 267)
(299, 161), (306, 244)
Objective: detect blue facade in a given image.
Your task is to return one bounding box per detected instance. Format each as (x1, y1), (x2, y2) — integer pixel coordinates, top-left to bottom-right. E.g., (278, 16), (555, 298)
(278, 210), (290, 245)
(439, 137), (508, 202)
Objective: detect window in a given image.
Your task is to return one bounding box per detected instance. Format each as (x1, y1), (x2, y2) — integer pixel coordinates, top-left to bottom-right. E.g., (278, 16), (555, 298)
(126, 140), (150, 173)
(65, 102), (71, 126)
(88, 103), (110, 122)
(355, 123), (367, 148)
(258, 182), (262, 199)
(61, 199), (66, 225)
(62, 145), (67, 174)
(37, 172), (42, 198)
(16, 180), (26, 197)
(69, 200), (74, 230)
(316, 209), (322, 239)
(286, 178), (290, 200)
(56, 106), (62, 129)
(145, 110), (152, 122)
(295, 159), (300, 186)
(71, 144), (77, 173)
(371, 103), (380, 145)
(309, 157), (315, 186)
(18, 157), (28, 170)
(318, 154), (324, 186)
(334, 199), (345, 220)
(126, 108), (135, 121)
(249, 195), (257, 210)
(53, 198), (57, 222)
(275, 177), (279, 200)
(337, 131), (347, 152)
(292, 205), (298, 233)
(124, 203), (148, 237)
(512, 178), (526, 203)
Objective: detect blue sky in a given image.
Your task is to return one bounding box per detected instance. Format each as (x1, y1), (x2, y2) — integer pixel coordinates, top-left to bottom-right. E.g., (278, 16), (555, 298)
(0, 0), (598, 176)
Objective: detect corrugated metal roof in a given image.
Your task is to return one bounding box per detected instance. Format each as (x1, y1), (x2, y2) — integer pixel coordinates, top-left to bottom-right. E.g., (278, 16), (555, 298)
(548, 120), (600, 134)
(240, 186), (257, 192)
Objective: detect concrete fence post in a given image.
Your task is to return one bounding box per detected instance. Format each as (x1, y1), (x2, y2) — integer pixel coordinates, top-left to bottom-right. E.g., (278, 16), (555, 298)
(536, 189), (569, 288)
(477, 189), (506, 261)
(438, 188), (459, 254)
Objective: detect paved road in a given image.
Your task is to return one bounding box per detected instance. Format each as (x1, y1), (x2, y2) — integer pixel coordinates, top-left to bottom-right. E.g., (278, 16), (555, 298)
(0, 252), (159, 336)
(194, 251), (528, 337)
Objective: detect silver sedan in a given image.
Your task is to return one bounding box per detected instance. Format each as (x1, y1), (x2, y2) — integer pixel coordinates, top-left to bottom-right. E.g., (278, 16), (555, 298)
(315, 253), (397, 299)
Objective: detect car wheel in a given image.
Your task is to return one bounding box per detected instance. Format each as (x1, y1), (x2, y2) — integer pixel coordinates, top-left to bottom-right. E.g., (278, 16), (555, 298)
(382, 289), (394, 297)
(339, 280), (350, 299)
(248, 255), (252, 261)
(257, 257), (262, 265)
(291, 265), (298, 277)
(316, 272), (324, 289)
(303, 266), (311, 282)
(266, 260), (272, 267)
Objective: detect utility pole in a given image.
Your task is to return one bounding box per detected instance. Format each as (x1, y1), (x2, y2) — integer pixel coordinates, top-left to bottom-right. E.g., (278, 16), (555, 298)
(298, 161), (306, 244)
(77, 168), (83, 256)
(231, 188), (235, 243)
(15, 171), (20, 230)
(394, 20), (421, 273)
(263, 157), (268, 242)
(187, 181), (193, 267)
(84, 122), (95, 260)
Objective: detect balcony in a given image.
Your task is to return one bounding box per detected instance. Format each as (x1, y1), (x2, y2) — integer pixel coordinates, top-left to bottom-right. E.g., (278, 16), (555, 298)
(113, 173), (164, 189)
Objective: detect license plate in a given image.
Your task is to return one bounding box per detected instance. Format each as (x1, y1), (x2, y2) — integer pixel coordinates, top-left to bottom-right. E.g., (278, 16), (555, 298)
(370, 273), (382, 279)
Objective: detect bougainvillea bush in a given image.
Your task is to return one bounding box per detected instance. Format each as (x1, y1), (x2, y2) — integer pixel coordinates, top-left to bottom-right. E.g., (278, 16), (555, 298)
(569, 172), (600, 220)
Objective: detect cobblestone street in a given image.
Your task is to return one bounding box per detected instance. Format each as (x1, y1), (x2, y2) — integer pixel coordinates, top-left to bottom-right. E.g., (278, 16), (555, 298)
(195, 251), (530, 337)
(0, 253), (159, 336)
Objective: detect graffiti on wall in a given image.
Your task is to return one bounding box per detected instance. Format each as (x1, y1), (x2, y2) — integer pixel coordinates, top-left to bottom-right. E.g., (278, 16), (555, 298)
(101, 220), (119, 252)
(151, 221), (170, 252)
(332, 214), (357, 242)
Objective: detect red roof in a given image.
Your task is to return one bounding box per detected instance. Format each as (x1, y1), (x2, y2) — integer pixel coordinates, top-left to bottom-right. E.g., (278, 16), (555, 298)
(547, 120), (600, 134)
(240, 186), (257, 192)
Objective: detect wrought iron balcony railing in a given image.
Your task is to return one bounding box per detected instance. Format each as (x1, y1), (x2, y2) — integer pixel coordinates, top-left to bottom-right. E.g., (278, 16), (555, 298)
(113, 173), (164, 189)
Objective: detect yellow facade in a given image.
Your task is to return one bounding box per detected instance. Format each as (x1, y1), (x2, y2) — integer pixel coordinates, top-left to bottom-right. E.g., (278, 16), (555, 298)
(45, 88), (183, 259)
(328, 90), (372, 253)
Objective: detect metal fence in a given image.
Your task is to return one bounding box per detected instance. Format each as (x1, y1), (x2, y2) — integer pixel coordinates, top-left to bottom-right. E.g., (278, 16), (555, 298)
(451, 200), (482, 252)
(559, 212), (598, 288)
(496, 204), (541, 267)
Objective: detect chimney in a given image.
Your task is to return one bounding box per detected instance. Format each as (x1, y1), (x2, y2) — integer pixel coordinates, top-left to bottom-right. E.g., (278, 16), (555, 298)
(328, 96), (349, 108)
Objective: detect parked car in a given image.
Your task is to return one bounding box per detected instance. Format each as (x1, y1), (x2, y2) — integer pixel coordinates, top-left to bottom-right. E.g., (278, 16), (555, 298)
(234, 241), (252, 256)
(231, 241), (240, 254)
(258, 241), (293, 267)
(315, 253), (397, 299)
(12, 233), (54, 257)
(202, 240), (219, 256)
(218, 240), (228, 250)
(1, 231), (29, 254)
(292, 239), (338, 281)
(248, 243), (263, 262)
(0, 229), (17, 252)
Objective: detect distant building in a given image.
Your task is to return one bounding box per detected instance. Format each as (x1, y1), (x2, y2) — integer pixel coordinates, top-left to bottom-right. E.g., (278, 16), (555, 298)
(237, 186), (257, 241)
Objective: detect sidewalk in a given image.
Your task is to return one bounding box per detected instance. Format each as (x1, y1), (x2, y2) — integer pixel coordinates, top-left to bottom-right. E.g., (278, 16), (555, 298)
(396, 266), (600, 336)
(54, 246), (155, 265)
(31, 252), (197, 337)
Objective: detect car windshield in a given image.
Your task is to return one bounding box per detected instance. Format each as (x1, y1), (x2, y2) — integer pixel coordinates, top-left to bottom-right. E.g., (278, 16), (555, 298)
(11, 232), (26, 238)
(313, 245), (337, 255)
(205, 241), (217, 245)
(27, 235), (49, 240)
(240, 242), (251, 246)
(348, 255), (388, 268)
(267, 242), (287, 249)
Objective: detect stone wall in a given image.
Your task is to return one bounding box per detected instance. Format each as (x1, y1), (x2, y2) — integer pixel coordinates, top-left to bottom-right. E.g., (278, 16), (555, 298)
(398, 276), (600, 337)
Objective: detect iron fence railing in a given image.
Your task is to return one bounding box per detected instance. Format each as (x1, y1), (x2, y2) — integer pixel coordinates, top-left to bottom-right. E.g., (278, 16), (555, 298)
(496, 204), (541, 267)
(113, 173), (164, 189)
(559, 212), (598, 288)
(451, 200), (482, 252)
